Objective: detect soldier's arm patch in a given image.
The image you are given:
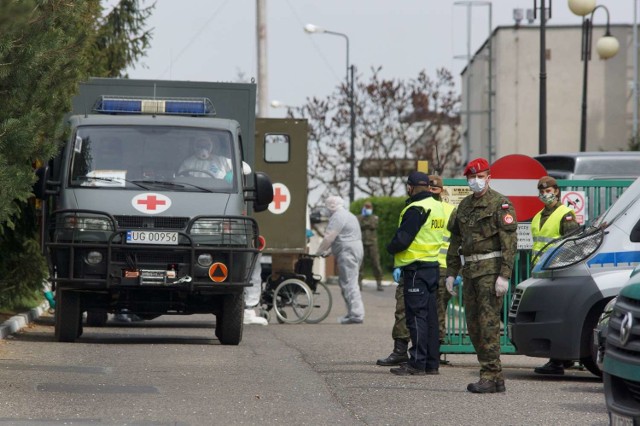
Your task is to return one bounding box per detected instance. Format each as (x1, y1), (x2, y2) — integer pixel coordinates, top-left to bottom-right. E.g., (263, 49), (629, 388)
(501, 203), (510, 209)
(503, 213), (514, 224)
(565, 215), (574, 221)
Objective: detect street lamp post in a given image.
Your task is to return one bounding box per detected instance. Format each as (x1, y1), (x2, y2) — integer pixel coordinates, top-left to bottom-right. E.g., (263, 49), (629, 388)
(304, 24), (356, 204)
(569, 0), (620, 152)
(535, 0), (551, 155)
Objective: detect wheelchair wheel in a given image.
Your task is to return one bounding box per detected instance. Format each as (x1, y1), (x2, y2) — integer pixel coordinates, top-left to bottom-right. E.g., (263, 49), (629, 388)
(273, 278), (313, 324)
(305, 281), (333, 324)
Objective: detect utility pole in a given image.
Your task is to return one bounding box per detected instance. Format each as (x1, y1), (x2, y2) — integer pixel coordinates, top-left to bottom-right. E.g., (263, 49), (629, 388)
(256, 0), (268, 117)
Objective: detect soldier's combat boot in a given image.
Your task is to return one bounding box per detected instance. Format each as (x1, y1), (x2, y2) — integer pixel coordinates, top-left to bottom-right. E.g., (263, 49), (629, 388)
(376, 339), (409, 366)
(467, 378), (505, 394)
(376, 281), (383, 291)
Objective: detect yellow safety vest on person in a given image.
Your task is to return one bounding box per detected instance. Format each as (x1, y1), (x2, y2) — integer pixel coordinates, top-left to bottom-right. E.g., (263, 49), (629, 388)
(394, 197), (445, 267)
(437, 202), (455, 269)
(531, 204), (574, 265)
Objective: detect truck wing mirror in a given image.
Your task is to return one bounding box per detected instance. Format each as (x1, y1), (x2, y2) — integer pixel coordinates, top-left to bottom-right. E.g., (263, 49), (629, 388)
(33, 166), (60, 199)
(253, 172), (273, 212)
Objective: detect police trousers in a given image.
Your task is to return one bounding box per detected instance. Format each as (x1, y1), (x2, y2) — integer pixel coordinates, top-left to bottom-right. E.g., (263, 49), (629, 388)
(402, 265), (440, 371)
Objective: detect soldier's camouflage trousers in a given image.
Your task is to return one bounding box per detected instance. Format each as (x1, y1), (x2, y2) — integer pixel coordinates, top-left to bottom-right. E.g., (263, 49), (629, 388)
(391, 281), (410, 342)
(359, 243), (383, 285)
(463, 273), (504, 380)
(436, 268), (452, 343)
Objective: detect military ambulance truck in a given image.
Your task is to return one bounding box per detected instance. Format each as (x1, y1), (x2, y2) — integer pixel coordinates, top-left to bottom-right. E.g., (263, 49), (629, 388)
(33, 78), (274, 345)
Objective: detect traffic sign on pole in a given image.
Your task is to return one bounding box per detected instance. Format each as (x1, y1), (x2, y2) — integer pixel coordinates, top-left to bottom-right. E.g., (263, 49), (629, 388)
(490, 154), (548, 222)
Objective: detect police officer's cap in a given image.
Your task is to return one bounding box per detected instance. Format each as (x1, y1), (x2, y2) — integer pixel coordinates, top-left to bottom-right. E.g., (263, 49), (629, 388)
(463, 158), (490, 176)
(407, 171), (430, 186)
(537, 176), (558, 189)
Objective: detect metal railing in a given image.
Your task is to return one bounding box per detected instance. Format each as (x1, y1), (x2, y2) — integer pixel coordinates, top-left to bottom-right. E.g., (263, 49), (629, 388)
(439, 178), (634, 354)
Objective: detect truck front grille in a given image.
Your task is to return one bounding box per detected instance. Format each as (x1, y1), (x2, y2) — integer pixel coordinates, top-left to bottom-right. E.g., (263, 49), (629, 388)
(622, 378), (640, 403)
(114, 215), (189, 230)
(112, 251), (190, 264)
(509, 288), (523, 319)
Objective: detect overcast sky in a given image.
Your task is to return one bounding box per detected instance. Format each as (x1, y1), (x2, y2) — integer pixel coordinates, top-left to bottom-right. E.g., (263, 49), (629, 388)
(123, 0), (636, 117)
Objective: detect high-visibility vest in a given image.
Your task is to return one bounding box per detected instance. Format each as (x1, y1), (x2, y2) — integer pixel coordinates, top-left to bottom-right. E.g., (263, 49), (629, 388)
(438, 202), (455, 269)
(394, 197), (445, 267)
(531, 204), (574, 265)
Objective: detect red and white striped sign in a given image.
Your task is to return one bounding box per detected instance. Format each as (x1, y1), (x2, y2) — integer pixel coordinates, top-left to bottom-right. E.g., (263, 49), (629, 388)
(490, 155), (547, 222)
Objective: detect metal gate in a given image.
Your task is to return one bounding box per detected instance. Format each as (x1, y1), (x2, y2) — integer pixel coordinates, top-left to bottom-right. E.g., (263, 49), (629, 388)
(439, 179), (634, 354)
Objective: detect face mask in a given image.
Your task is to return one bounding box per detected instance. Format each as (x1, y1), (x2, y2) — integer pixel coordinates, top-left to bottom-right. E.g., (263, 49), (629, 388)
(468, 177), (486, 193)
(539, 192), (557, 205)
(361, 208), (373, 216)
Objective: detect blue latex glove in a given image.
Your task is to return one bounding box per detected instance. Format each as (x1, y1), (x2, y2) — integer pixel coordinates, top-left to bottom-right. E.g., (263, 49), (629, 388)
(393, 268), (401, 282)
(454, 276), (463, 287)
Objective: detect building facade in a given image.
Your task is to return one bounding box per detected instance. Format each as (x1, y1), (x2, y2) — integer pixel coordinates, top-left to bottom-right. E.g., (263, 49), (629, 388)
(461, 24), (634, 166)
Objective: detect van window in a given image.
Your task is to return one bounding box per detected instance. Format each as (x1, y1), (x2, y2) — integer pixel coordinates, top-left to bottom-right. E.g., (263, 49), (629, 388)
(575, 159), (640, 176)
(535, 156), (575, 175)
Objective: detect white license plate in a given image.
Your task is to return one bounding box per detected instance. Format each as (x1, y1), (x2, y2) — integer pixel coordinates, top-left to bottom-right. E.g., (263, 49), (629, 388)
(611, 412), (634, 426)
(126, 230), (178, 245)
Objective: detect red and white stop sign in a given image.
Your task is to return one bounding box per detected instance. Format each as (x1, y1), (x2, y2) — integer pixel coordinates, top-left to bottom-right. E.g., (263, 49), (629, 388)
(490, 154), (547, 222)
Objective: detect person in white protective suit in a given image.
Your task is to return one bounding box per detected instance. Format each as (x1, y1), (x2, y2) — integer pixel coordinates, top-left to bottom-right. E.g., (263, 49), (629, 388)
(244, 252), (268, 325)
(178, 135), (233, 180)
(315, 196), (365, 324)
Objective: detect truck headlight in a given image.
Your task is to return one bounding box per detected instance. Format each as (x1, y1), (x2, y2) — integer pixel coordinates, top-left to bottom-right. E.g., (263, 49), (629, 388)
(85, 251), (104, 265)
(63, 216), (114, 231)
(191, 219), (222, 235)
(197, 253), (213, 267)
(542, 228), (603, 270)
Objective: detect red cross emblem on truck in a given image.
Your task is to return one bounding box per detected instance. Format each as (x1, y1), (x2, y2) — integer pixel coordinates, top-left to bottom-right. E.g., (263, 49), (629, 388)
(268, 183), (290, 215)
(131, 193), (172, 214)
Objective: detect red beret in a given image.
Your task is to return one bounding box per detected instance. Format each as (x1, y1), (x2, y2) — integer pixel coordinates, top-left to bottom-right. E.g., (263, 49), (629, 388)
(463, 158), (490, 176)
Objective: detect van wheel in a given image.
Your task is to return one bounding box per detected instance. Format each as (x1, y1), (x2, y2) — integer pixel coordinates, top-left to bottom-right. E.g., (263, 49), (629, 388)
(55, 290), (81, 343)
(580, 309), (603, 378)
(216, 293), (244, 345)
(86, 310), (108, 327)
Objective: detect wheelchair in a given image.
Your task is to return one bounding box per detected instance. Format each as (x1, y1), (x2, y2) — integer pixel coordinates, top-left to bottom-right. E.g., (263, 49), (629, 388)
(259, 254), (333, 324)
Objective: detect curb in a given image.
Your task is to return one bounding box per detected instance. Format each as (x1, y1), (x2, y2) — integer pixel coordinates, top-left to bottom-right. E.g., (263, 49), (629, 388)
(0, 302), (49, 340)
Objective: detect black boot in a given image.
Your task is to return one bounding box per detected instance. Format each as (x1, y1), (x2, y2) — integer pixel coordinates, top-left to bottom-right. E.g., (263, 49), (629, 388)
(376, 339), (409, 366)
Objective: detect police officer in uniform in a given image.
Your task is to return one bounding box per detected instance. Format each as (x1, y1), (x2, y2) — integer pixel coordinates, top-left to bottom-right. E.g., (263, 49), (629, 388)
(531, 176), (580, 375)
(387, 171), (445, 376)
(445, 158), (518, 393)
(358, 201), (384, 291)
(428, 175), (457, 348)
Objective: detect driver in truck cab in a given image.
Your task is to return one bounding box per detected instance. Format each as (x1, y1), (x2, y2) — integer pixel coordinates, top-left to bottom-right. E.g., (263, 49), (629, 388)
(179, 134), (232, 181)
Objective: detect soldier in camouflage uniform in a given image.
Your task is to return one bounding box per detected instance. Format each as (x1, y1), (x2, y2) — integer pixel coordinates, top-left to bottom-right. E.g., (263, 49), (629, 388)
(445, 158), (518, 393)
(358, 201), (384, 291)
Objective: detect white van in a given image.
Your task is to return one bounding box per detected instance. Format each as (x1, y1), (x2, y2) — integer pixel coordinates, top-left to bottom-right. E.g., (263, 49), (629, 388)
(508, 176), (640, 377)
(534, 152), (640, 180)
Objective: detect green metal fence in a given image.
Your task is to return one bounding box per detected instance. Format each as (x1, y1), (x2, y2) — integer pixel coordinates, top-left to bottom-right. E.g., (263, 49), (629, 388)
(439, 178), (634, 355)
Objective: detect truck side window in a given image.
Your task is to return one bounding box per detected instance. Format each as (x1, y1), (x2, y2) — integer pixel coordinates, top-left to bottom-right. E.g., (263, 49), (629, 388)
(264, 134), (290, 163)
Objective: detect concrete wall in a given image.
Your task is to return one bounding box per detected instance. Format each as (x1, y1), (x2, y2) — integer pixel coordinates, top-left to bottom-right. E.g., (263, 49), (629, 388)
(461, 24), (633, 164)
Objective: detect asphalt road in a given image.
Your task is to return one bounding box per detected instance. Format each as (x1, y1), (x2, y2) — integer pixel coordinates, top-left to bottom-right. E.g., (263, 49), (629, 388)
(0, 282), (608, 425)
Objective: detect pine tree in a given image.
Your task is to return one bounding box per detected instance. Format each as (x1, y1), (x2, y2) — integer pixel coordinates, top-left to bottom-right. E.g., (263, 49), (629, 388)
(0, 0), (154, 306)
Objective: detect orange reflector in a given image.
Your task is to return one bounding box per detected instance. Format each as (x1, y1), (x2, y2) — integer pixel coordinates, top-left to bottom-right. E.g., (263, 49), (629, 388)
(208, 262), (228, 282)
(258, 235), (266, 251)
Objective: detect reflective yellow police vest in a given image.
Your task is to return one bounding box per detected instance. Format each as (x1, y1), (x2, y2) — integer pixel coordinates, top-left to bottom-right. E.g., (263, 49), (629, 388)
(394, 197), (445, 268)
(438, 202), (455, 269)
(531, 204), (574, 265)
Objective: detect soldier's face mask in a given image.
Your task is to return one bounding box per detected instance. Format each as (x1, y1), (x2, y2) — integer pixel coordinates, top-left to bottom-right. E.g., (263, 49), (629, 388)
(467, 177), (486, 193)
(538, 189), (557, 205)
(361, 207), (373, 216)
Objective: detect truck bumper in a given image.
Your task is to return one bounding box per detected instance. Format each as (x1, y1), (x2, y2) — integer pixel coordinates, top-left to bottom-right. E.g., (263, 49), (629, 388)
(508, 276), (600, 359)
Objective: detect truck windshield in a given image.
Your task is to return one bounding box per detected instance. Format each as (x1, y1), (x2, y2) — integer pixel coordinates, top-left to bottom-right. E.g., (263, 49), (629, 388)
(69, 126), (236, 192)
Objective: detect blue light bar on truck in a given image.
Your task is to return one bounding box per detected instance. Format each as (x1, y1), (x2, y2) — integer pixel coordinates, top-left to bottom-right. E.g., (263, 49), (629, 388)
(93, 96), (216, 116)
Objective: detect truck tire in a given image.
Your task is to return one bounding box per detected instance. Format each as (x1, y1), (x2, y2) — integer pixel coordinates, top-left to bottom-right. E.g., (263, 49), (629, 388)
(216, 293), (244, 345)
(86, 310), (108, 327)
(580, 307), (605, 378)
(55, 290), (82, 343)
